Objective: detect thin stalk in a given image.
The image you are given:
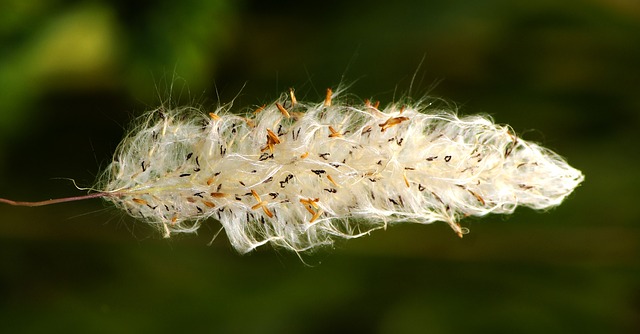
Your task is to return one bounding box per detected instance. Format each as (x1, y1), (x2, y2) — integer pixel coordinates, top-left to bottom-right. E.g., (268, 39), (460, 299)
(0, 192), (112, 207)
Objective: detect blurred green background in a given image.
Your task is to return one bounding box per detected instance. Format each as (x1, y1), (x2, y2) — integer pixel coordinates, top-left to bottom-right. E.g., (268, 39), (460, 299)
(1, 0), (639, 333)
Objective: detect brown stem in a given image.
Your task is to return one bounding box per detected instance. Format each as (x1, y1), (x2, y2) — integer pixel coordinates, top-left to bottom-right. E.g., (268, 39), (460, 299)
(0, 192), (112, 207)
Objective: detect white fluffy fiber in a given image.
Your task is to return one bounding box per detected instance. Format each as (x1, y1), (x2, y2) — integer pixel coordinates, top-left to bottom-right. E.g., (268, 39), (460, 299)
(100, 89), (584, 253)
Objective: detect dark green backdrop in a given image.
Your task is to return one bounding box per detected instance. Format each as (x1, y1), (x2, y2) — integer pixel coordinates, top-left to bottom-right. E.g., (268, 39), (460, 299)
(1, 0), (638, 333)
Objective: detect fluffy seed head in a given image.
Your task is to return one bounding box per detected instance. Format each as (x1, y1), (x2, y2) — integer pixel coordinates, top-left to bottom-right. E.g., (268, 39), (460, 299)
(98, 89), (584, 253)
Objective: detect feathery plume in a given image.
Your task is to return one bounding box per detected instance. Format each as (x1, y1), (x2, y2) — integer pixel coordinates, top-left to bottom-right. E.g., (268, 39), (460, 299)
(2, 88), (584, 253)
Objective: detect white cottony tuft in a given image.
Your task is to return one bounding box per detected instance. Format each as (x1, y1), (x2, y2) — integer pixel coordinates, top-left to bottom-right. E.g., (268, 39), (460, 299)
(98, 88), (584, 253)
